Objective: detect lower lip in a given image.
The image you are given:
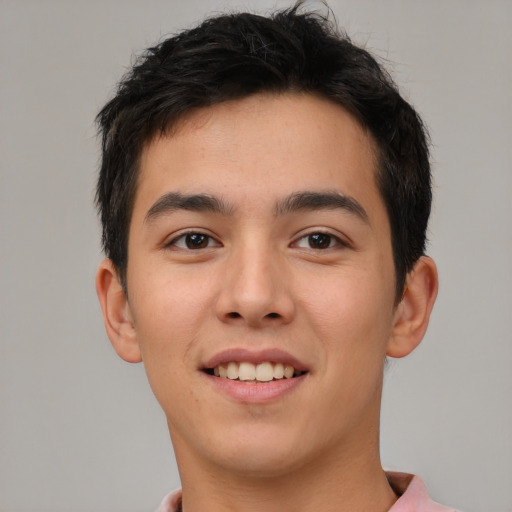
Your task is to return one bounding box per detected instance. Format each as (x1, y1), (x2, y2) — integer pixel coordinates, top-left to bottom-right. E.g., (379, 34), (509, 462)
(203, 373), (307, 403)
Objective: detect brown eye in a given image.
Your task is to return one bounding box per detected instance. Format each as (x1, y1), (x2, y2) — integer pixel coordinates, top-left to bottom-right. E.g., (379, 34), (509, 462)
(185, 233), (209, 249)
(308, 233), (333, 249)
(168, 232), (220, 250)
(293, 231), (345, 250)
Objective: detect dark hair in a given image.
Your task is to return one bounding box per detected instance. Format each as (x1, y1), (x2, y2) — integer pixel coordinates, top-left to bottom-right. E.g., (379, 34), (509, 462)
(96, 3), (431, 299)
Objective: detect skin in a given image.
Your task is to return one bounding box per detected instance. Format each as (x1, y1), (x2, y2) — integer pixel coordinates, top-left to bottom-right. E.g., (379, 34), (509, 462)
(97, 93), (438, 512)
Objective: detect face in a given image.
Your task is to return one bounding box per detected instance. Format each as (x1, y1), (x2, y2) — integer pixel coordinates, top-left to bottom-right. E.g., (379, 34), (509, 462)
(121, 93), (400, 477)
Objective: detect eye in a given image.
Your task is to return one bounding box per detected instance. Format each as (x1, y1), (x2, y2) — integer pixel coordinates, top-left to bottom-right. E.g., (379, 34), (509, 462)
(167, 232), (220, 250)
(294, 232), (344, 250)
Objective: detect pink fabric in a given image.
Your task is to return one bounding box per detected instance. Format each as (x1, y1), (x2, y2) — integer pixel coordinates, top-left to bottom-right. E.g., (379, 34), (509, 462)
(387, 472), (459, 511)
(156, 489), (182, 512)
(156, 472), (459, 512)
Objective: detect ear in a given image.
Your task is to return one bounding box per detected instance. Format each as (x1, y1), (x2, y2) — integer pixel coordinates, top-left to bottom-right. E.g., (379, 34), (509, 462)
(387, 256), (438, 358)
(95, 259), (142, 363)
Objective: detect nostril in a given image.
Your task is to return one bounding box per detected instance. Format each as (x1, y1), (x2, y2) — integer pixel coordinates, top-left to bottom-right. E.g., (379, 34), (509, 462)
(228, 312), (241, 318)
(266, 312), (280, 318)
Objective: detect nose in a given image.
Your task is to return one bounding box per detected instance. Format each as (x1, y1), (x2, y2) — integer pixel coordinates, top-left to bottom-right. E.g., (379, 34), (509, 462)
(214, 241), (295, 328)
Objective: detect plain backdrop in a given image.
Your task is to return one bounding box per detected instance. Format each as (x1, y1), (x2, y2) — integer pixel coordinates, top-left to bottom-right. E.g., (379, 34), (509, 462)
(1, 1), (511, 511)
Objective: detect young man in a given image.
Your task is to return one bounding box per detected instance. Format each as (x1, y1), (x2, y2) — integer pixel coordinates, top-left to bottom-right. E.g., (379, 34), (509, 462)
(95, 5), (451, 512)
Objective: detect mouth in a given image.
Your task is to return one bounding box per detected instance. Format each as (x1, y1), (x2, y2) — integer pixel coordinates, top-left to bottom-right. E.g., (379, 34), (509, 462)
(202, 349), (309, 402)
(204, 361), (307, 383)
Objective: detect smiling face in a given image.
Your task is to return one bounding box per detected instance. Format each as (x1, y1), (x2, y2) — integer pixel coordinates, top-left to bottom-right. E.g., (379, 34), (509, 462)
(97, 93), (436, 481)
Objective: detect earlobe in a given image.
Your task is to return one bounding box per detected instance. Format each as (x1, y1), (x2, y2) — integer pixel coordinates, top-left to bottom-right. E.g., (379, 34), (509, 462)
(95, 259), (142, 363)
(387, 256), (438, 358)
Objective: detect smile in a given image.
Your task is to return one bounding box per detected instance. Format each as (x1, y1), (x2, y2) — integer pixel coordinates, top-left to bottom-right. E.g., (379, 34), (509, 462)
(206, 361), (306, 382)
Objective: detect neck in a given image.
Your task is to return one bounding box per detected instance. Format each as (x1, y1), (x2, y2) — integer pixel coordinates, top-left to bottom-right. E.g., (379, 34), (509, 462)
(175, 433), (397, 512)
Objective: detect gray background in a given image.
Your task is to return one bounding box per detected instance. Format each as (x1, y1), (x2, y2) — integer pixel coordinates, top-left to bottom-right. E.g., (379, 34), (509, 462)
(1, 1), (511, 511)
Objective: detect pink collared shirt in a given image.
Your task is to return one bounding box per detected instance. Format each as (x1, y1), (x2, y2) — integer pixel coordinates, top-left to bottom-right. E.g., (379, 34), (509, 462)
(156, 472), (459, 512)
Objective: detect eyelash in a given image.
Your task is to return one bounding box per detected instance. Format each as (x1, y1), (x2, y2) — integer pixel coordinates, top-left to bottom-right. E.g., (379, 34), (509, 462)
(165, 230), (348, 251)
(293, 231), (348, 250)
(165, 231), (221, 250)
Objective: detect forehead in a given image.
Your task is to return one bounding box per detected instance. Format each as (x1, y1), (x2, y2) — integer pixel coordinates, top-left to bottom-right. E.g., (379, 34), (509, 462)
(135, 93), (384, 222)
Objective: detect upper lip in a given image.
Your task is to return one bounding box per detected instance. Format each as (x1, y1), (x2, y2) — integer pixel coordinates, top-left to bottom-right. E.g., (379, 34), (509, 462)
(202, 348), (309, 372)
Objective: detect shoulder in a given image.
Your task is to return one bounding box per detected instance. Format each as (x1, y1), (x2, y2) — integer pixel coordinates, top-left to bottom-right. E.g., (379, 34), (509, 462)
(387, 471), (461, 512)
(155, 488), (182, 512)
(156, 474), (461, 512)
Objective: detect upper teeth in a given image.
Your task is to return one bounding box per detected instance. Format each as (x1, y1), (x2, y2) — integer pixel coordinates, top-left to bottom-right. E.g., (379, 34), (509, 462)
(213, 362), (296, 381)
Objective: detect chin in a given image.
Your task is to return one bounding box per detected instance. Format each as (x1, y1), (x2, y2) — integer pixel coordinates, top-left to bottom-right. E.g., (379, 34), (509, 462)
(174, 421), (312, 479)
(213, 446), (306, 479)
(225, 423), (333, 477)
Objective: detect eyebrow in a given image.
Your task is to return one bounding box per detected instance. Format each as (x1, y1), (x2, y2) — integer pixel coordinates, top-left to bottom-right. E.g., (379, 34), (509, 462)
(145, 192), (233, 223)
(144, 190), (369, 224)
(275, 191), (369, 223)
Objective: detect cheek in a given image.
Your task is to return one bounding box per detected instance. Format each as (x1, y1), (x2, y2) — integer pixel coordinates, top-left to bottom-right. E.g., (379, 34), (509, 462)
(300, 267), (395, 361)
(127, 268), (214, 382)
(131, 265), (211, 330)
(128, 273), (208, 418)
